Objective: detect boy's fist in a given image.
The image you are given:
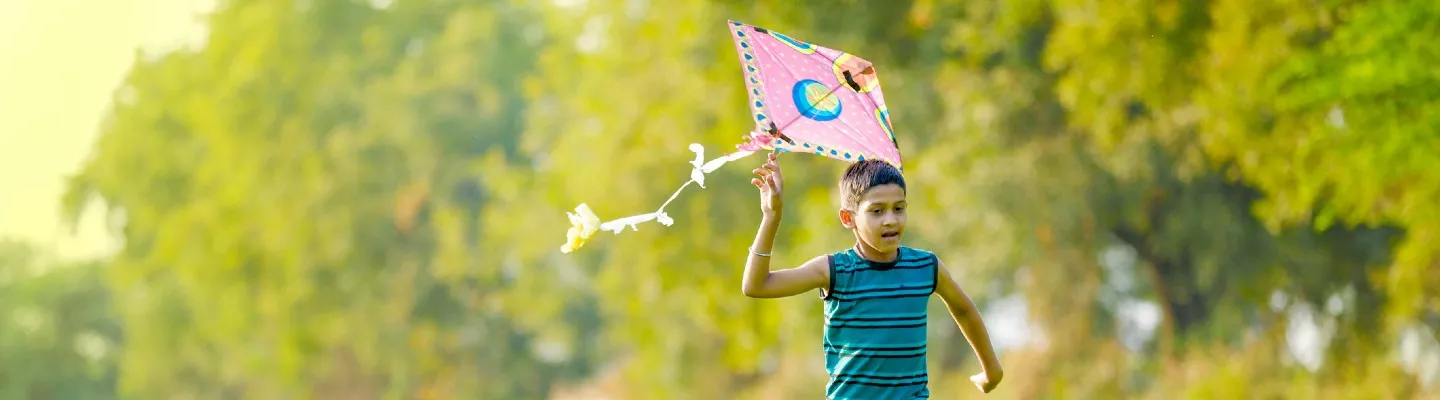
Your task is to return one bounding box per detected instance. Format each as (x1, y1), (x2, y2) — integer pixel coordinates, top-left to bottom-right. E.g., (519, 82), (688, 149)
(971, 371), (1000, 393)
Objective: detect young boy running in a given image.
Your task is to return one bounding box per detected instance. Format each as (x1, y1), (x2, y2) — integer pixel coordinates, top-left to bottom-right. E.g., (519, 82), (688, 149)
(743, 153), (1004, 398)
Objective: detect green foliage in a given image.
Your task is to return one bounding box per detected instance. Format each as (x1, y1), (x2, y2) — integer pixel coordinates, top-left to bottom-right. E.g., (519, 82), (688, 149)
(50, 0), (1439, 397)
(62, 0), (588, 398)
(0, 240), (120, 399)
(1039, 0), (1440, 334)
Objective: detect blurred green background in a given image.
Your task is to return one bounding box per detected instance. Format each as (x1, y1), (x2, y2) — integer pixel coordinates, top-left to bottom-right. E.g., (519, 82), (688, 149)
(2, 0), (1439, 398)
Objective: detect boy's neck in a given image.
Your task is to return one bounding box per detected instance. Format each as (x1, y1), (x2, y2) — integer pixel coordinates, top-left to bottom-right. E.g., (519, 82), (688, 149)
(853, 242), (898, 262)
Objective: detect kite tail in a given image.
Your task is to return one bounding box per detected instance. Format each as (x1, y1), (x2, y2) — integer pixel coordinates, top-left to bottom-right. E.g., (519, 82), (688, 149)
(560, 142), (759, 253)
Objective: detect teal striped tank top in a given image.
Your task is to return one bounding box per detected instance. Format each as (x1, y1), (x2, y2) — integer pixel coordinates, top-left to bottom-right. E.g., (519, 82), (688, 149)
(820, 246), (938, 399)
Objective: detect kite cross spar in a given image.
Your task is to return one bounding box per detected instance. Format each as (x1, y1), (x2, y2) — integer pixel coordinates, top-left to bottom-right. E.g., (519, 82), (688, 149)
(561, 20), (903, 253)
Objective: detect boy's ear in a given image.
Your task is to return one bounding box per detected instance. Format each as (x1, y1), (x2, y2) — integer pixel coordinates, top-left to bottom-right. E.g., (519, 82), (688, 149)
(838, 208), (856, 229)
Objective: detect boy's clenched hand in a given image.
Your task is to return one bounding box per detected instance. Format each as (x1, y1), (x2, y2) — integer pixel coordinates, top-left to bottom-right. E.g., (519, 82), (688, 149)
(971, 370), (1002, 393)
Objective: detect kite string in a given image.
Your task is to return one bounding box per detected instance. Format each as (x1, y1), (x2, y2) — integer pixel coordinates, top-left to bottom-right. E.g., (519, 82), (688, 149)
(577, 142), (760, 238)
(654, 180), (694, 215)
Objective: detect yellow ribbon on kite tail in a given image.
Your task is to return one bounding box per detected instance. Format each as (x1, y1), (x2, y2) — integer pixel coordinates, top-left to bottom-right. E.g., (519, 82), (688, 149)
(560, 142), (760, 253)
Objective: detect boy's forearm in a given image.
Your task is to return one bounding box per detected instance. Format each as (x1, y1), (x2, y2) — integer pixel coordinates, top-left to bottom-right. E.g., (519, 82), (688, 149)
(953, 306), (1003, 375)
(741, 214), (780, 295)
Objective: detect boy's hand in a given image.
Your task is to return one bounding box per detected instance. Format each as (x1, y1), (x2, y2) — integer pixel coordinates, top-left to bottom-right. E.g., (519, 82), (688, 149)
(751, 152), (783, 218)
(970, 371), (1001, 393)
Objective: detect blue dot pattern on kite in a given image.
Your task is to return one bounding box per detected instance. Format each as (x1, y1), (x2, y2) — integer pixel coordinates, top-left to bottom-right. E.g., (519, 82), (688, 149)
(791, 79), (842, 122)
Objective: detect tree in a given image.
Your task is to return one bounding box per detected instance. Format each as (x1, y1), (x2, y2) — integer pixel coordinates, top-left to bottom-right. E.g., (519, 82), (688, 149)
(0, 239), (121, 399)
(61, 0), (588, 398)
(58, 0), (1438, 397)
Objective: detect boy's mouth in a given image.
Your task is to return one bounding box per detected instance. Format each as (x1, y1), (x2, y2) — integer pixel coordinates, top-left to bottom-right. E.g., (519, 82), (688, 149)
(881, 231), (899, 238)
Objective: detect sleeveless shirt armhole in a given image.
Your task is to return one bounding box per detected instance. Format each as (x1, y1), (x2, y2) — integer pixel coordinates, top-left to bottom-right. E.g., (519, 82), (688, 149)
(820, 254), (837, 300)
(930, 254), (940, 296)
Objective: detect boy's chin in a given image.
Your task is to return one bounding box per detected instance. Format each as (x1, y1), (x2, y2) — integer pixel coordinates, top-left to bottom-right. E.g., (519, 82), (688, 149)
(866, 237), (902, 251)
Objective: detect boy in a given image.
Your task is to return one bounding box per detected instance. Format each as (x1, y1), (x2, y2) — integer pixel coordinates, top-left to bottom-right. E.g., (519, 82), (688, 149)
(743, 153), (1004, 398)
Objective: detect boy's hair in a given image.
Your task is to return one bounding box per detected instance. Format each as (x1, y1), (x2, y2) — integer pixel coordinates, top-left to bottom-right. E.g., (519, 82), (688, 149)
(839, 159), (906, 210)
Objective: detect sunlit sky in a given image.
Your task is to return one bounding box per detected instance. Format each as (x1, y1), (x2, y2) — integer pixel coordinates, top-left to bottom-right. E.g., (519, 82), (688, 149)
(0, 0), (215, 260)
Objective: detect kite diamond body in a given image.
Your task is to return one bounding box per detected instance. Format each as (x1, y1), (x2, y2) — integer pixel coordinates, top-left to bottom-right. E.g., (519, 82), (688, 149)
(728, 20), (902, 169)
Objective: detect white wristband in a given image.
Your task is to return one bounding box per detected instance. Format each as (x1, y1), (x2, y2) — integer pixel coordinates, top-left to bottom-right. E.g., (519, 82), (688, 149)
(749, 247), (772, 257)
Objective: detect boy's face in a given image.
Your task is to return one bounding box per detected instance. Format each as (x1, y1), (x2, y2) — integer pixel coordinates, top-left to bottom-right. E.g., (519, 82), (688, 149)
(841, 183), (907, 253)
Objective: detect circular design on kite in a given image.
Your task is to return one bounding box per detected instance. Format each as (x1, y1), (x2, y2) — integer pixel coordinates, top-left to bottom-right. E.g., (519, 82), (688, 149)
(833, 54), (880, 93)
(791, 79), (842, 121)
(770, 31), (816, 54)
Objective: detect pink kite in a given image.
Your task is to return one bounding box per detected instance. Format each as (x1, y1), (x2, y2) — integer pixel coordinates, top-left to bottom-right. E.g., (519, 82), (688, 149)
(727, 20), (903, 168)
(561, 20), (902, 253)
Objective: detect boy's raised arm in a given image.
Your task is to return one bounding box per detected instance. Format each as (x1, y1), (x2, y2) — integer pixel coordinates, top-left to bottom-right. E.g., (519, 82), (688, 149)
(740, 214), (828, 298)
(935, 258), (1004, 393)
(741, 152), (829, 299)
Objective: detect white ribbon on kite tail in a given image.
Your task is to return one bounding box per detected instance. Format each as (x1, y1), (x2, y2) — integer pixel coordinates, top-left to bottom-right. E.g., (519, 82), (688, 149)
(560, 143), (759, 253)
